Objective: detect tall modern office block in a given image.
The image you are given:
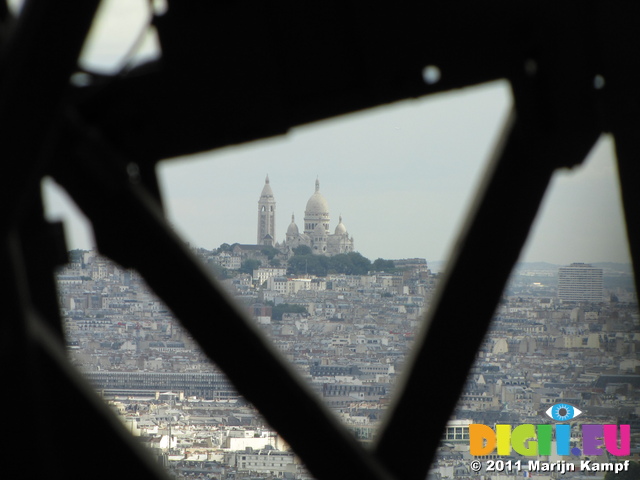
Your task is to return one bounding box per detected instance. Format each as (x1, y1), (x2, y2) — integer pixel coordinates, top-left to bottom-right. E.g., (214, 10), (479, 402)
(558, 263), (604, 303)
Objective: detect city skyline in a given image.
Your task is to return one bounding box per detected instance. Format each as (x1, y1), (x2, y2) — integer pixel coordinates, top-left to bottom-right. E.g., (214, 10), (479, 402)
(41, 1), (632, 267)
(11, 3), (639, 479)
(44, 102), (632, 267)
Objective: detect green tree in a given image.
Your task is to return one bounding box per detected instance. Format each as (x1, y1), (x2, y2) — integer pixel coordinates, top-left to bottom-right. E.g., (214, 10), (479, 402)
(328, 254), (353, 274)
(240, 259), (262, 274)
(325, 252), (372, 275)
(306, 255), (329, 276)
(293, 245), (312, 256)
(214, 242), (233, 254)
(346, 251), (372, 275)
(287, 255), (328, 276)
(287, 255), (305, 275)
(288, 251), (371, 276)
(270, 258), (282, 268)
(372, 258), (395, 272)
(261, 246), (279, 260)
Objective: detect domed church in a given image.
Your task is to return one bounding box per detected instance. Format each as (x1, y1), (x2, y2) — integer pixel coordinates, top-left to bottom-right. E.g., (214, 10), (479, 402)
(257, 176), (354, 256)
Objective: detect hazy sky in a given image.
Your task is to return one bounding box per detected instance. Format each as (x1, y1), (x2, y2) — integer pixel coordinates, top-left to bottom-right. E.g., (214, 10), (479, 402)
(42, 0), (632, 266)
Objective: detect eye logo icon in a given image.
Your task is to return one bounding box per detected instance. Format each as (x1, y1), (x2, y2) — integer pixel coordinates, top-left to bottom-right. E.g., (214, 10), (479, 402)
(545, 403), (582, 422)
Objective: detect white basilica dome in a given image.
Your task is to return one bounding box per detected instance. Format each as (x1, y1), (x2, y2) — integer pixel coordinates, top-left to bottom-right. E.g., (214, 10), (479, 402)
(305, 178), (329, 215)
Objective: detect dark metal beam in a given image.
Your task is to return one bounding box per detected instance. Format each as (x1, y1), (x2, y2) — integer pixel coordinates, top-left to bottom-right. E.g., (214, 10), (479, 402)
(78, 0), (531, 162)
(0, 2), (169, 477)
(0, 0), (101, 222)
(612, 129), (640, 302)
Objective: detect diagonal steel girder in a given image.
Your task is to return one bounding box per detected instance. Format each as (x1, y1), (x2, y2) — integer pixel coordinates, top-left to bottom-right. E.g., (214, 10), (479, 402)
(0, 0), (172, 478)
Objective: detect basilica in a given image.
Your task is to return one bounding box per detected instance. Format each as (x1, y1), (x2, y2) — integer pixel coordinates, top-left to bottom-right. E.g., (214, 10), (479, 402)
(257, 176), (354, 256)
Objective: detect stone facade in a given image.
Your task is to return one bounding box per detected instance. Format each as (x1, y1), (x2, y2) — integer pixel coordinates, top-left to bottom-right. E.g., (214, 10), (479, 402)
(257, 177), (354, 256)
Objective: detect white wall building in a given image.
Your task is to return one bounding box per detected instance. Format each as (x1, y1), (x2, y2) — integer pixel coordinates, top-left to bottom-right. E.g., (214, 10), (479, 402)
(558, 263), (603, 303)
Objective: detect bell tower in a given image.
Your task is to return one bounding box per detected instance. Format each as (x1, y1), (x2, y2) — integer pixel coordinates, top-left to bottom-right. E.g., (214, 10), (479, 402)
(257, 175), (276, 245)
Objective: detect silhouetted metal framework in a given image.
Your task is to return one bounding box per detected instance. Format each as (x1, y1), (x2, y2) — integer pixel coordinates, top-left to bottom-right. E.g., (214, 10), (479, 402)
(2, 1), (639, 479)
